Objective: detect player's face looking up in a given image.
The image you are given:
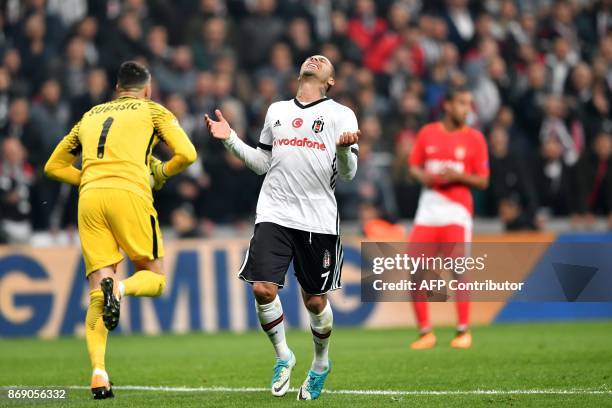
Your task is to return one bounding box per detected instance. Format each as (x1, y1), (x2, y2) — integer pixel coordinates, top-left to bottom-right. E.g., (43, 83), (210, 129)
(299, 55), (335, 93)
(444, 91), (472, 128)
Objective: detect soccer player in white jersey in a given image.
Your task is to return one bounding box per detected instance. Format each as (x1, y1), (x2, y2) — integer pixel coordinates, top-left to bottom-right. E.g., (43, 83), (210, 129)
(205, 55), (360, 400)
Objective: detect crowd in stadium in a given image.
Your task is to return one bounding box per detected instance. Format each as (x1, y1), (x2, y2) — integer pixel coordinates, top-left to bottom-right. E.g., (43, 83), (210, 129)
(0, 0), (610, 243)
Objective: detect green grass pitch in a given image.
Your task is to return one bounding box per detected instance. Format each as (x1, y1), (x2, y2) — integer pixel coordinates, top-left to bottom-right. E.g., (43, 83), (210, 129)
(1, 322), (611, 407)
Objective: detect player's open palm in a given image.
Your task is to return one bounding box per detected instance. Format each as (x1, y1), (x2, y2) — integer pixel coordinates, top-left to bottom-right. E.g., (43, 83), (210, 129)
(338, 130), (360, 147)
(205, 109), (231, 140)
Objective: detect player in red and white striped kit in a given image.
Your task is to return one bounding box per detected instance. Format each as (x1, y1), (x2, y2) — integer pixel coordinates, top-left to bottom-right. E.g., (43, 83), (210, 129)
(407, 86), (489, 350)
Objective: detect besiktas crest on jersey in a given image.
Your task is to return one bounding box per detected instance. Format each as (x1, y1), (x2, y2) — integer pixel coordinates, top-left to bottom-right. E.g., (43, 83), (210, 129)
(254, 98), (359, 235)
(312, 117), (324, 133)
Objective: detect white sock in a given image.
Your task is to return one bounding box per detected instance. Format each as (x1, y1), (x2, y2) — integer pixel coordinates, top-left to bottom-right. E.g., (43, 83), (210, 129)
(255, 296), (291, 361)
(309, 301), (333, 374)
(92, 368), (108, 380)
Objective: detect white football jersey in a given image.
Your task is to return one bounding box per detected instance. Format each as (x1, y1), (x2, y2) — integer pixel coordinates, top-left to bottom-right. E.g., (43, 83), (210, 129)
(255, 98), (358, 235)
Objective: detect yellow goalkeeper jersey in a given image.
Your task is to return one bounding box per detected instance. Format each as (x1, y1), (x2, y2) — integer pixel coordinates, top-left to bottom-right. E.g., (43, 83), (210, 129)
(46, 96), (197, 202)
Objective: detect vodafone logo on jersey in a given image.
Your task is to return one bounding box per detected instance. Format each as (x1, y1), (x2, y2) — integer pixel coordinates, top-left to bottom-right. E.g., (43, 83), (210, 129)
(273, 136), (327, 151)
(292, 118), (303, 128)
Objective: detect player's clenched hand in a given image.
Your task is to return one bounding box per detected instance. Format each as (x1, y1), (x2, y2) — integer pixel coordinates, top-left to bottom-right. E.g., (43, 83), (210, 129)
(421, 172), (438, 187)
(149, 156), (168, 191)
(438, 168), (462, 184)
(337, 130), (360, 147)
(205, 109), (231, 140)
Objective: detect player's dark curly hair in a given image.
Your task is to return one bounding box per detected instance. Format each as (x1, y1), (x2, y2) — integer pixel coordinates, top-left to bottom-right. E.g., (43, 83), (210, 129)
(116, 61), (151, 90)
(444, 85), (471, 102)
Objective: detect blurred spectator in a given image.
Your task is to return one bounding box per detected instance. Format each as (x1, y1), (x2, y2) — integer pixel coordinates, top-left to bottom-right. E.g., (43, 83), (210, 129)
(30, 79), (70, 156)
(74, 17), (100, 66)
(153, 46), (197, 95)
(487, 126), (539, 230)
(347, 0), (387, 52)
(256, 42), (296, 97)
(573, 132), (612, 229)
(0, 67), (11, 128)
(53, 36), (91, 99)
(239, 0), (284, 67)
(443, 0), (476, 54)
(184, 0), (228, 43)
(286, 17), (316, 64)
(0, 138), (34, 243)
(534, 134), (577, 217)
(391, 131), (421, 219)
(192, 17), (233, 71)
(16, 13), (52, 93)
(47, 0), (88, 30)
(2, 48), (29, 95)
(545, 36), (579, 95)
(101, 12), (148, 72)
(470, 54), (504, 127)
(337, 141), (398, 221)
(204, 100), (260, 226)
(539, 95), (579, 165)
(147, 25), (172, 65)
(24, 0), (67, 51)
(329, 11), (361, 63)
(188, 71), (216, 116)
(515, 63), (548, 146)
(70, 68), (111, 124)
(1, 98), (44, 167)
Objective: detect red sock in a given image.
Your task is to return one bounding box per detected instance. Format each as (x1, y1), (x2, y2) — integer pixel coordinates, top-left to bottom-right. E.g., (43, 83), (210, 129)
(412, 301), (430, 333)
(456, 301), (469, 331)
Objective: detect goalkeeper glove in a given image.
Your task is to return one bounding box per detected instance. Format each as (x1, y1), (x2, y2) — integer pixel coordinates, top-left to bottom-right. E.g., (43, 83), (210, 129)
(149, 156), (168, 191)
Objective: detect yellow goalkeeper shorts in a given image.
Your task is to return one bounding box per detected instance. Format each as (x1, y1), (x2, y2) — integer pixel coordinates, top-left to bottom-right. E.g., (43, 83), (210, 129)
(78, 188), (164, 276)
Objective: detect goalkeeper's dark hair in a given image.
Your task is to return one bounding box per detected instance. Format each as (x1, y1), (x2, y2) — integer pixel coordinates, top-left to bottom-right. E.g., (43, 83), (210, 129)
(116, 61), (151, 90)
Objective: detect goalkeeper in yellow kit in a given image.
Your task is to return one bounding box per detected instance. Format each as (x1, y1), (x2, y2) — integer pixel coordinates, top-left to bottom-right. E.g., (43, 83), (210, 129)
(44, 61), (197, 399)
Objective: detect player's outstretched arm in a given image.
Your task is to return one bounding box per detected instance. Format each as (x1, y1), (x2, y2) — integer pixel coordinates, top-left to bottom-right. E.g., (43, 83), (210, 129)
(44, 123), (82, 186)
(205, 109), (271, 175)
(336, 130), (360, 181)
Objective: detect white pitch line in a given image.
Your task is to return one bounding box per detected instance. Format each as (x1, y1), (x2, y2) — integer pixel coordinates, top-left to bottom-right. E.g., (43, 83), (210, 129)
(16, 385), (610, 396)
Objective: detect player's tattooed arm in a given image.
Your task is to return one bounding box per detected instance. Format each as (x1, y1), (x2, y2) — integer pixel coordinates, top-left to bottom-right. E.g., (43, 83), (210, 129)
(206, 109), (272, 175)
(337, 130), (360, 181)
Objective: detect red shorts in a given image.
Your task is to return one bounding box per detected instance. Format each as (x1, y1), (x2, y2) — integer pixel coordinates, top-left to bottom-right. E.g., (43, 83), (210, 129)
(408, 224), (472, 243)
(407, 224), (471, 258)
